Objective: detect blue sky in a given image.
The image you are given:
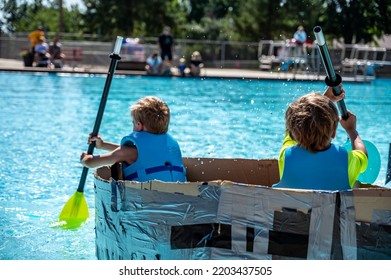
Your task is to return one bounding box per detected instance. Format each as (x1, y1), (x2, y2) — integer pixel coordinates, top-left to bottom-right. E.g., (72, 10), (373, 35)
(64, 0), (85, 9)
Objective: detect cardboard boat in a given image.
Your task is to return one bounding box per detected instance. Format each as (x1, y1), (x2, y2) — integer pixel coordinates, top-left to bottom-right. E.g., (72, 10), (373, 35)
(94, 157), (391, 260)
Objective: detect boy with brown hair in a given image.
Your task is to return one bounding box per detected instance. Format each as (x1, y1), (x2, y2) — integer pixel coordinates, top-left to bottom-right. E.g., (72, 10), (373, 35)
(80, 96), (186, 182)
(273, 86), (368, 191)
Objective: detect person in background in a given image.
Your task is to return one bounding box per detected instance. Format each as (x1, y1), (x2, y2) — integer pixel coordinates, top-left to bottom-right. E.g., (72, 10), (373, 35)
(189, 51), (204, 76)
(145, 52), (163, 75)
(161, 60), (173, 76)
(28, 26), (45, 56)
(178, 57), (187, 77)
(158, 26), (174, 65)
(273, 85), (368, 191)
(293, 25), (307, 56)
(80, 96), (186, 183)
(34, 36), (51, 67)
(49, 36), (65, 68)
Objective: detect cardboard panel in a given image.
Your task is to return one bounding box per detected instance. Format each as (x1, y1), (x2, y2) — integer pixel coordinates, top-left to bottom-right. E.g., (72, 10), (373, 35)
(340, 189), (391, 260)
(95, 177), (222, 260)
(352, 188), (391, 223)
(215, 185), (335, 260)
(94, 158), (391, 260)
(96, 157), (280, 187)
(183, 157), (279, 186)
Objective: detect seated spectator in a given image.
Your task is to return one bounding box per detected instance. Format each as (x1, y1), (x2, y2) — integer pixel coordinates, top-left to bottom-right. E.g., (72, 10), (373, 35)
(49, 36), (65, 68)
(145, 53), (163, 75)
(178, 57), (187, 77)
(189, 51), (204, 76)
(293, 26), (307, 56)
(161, 60), (173, 76)
(34, 36), (51, 67)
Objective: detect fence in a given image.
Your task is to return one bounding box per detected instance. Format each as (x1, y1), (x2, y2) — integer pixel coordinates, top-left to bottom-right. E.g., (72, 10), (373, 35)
(0, 33), (261, 69)
(1, 32), (390, 76)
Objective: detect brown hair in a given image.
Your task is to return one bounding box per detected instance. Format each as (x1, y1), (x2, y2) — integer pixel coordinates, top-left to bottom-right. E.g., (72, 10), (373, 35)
(131, 96), (170, 134)
(285, 92), (339, 153)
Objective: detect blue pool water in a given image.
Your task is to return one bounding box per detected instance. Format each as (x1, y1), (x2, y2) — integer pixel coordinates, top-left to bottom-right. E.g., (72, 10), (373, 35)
(0, 72), (390, 260)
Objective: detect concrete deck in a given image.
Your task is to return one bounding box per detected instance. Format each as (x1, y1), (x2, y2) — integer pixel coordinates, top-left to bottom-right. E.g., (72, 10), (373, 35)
(0, 58), (374, 82)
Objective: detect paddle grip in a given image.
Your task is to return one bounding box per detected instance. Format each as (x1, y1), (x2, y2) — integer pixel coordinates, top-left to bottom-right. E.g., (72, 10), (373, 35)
(313, 26), (348, 120)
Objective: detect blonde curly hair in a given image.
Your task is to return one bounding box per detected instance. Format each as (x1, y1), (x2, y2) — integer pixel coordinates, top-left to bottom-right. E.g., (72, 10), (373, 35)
(131, 96), (170, 134)
(285, 92), (339, 153)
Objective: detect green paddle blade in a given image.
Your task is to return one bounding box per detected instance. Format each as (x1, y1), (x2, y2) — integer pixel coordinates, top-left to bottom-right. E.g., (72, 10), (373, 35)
(58, 191), (89, 229)
(343, 139), (381, 184)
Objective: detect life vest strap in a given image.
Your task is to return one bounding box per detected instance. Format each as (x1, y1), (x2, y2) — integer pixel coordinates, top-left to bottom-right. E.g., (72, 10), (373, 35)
(126, 165), (184, 181)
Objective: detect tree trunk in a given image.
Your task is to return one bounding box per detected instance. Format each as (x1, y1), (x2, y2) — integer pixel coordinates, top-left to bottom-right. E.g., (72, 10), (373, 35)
(59, 0), (64, 33)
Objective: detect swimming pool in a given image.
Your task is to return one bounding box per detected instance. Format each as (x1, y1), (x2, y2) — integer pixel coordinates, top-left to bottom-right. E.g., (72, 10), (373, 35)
(0, 72), (390, 260)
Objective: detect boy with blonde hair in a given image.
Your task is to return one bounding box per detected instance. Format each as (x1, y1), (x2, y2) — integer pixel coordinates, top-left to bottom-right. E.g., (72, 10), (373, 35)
(273, 86), (368, 191)
(81, 96), (186, 182)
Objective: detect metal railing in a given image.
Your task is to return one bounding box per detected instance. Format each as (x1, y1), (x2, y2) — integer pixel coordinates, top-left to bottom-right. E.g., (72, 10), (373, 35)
(1, 32), (390, 77)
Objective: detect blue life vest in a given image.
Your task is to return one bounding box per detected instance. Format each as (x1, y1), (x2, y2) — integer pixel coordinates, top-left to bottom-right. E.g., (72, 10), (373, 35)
(273, 144), (350, 191)
(120, 131), (186, 182)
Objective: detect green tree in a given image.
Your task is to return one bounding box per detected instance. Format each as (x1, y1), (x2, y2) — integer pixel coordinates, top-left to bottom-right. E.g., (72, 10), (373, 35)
(231, 0), (280, 41)
(1, 0), (390, 45)
(1, 0), (83, 35)
(81, 0), (188, 38)
(228, 0), (326, 42)
(182, 0), (240, 41)
(320, 0), (391, 43)
(1, 0), (27, 33)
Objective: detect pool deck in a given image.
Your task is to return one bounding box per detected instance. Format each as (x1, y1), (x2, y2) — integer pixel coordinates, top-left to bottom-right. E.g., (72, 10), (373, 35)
(0, 58), (374, 83)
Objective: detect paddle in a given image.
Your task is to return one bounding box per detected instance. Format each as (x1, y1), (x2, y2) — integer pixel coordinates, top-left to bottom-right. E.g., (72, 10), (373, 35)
(58, 36), (123, 229)
(313, 26), (381, 184)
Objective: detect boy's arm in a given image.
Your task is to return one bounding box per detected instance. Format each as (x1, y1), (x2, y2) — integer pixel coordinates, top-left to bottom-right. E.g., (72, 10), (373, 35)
(80, 146), (137, 169)
(340, 111), (368, 157)
(277, 131), (297, 178)
(99, 141), (120, 151)
(338, 110), (368, 187)
(88, 134), (119, 151)
(347, 150), (368, 187)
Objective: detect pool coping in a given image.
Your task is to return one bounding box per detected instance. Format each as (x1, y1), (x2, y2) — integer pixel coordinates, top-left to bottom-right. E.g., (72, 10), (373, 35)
(0, 58), (374, 83)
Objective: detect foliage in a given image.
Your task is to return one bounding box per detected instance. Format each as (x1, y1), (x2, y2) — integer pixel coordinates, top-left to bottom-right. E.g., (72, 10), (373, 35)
(320, 0), (391, 44)
(1, 0), (83, 35)
(1, 0), (26, 33)
(81, 0), (188, 38)
(1, 0), (390, 44)
(19, 50), (30, 57)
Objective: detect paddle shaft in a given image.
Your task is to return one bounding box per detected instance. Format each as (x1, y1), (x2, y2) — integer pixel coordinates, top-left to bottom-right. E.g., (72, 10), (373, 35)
(77, 38), (122, 193)
(313, 26), (348, 120)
